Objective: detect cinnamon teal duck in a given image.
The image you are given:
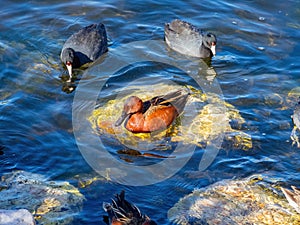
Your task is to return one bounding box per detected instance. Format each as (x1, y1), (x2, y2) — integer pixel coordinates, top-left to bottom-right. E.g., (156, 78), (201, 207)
(115, 89), (189, 133)
(165, 19), (216, 58)
(103, 191), (157, 225)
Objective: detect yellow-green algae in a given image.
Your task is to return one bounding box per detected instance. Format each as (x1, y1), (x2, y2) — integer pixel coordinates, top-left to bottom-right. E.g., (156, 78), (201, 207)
(288, 87), (300, 106)
(73, 173), (107, 189)
(88, 84), (252, 151)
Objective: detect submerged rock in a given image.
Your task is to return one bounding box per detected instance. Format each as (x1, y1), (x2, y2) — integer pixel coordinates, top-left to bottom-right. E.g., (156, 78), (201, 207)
(172, 93), (252, 150)
(0, 209), (35, 225)
(0, 170), (85, 225)
(168, 175), (300, 225)
(89, 84), (252, 151)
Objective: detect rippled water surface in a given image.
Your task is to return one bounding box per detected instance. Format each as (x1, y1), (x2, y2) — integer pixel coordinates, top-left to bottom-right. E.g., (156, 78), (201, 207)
(1, 0), (300, 224)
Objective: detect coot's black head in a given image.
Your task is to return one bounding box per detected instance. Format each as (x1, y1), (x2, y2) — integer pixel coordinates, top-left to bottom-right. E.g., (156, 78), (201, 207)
(203, 33), (217, 56)
(61, 47), (75, 77)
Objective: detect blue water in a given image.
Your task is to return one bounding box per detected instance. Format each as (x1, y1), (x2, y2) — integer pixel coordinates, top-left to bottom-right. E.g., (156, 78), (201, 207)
(1, 0), (300, 224)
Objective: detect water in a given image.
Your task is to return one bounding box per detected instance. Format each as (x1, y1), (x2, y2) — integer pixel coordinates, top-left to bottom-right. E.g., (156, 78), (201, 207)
(1, 0), (300, 224)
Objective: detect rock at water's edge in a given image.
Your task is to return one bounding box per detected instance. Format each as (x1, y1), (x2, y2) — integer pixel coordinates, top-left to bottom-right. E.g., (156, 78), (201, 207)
(0, 209), (35, 225)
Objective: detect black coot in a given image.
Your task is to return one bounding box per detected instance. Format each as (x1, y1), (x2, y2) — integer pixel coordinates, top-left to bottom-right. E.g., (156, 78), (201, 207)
(60, 23), (108, 80)
(164, 19), (216, 58)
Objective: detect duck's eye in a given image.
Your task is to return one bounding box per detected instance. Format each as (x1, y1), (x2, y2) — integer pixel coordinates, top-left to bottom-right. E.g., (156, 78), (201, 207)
(207, 34), (211, 37)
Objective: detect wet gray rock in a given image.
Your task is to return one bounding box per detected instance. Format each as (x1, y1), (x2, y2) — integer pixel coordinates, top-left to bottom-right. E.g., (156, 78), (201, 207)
(0, 209), (35, 225)
(168, 175), (300, 224)
(0, 171), (85, 225)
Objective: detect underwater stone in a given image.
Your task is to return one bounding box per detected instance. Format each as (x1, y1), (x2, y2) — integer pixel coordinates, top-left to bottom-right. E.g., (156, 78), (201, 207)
(0, 170), (85, 225)
(0, 209), (35, 225)
(168, 175), (300, 224)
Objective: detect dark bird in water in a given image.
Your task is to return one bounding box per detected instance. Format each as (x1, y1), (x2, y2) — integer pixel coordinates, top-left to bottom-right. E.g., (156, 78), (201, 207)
(103, 191), (157, 225)
(60, 22), (108, 81)
(165, 19), (217, 58)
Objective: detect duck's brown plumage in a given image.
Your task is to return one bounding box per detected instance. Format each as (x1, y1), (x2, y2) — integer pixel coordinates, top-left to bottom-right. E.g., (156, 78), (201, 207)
(115, 90), (189, 133)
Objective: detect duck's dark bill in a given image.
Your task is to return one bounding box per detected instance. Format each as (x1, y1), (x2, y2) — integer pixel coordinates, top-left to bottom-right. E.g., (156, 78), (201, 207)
(115, 111), (129, 126)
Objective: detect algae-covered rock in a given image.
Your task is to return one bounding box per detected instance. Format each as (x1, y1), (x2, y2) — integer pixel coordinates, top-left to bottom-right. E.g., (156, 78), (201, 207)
(0, 170), (85, 225)
(288, 87), (300, 104)
(168, 175), (300, 225)
(89, 84), (189, 150)
(89, 84), (252, 151)
(173, 93), (252, 150)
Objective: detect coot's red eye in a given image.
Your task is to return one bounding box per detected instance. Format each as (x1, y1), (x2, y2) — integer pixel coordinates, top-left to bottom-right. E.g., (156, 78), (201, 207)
(66, 61), (72, 66)
(211, 42), (216, 46)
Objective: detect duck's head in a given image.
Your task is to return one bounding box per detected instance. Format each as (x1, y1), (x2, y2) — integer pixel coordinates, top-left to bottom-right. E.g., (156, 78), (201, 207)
(61, 47), (75, 77)
(115, 96), (143, 126)
(203, 33), (217, 56)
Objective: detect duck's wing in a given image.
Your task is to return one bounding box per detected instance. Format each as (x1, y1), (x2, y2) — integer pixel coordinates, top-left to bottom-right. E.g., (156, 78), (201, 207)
(292, 186), (300, 195)
(114, 191), (142, 218)
(281, 187), (300, 213)
(103, 202), (120, 224)
(104, 191), (157, 225)
(142, 99), (152, 114)
(150, 90), (189, 115)
(103, 190), (144, 224)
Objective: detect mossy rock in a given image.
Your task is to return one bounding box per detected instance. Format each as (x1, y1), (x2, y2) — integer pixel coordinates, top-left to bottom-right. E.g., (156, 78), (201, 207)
(0, 171), (85, 225)
(168, 175), (300, 225)
(88, 84), (252, 151)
